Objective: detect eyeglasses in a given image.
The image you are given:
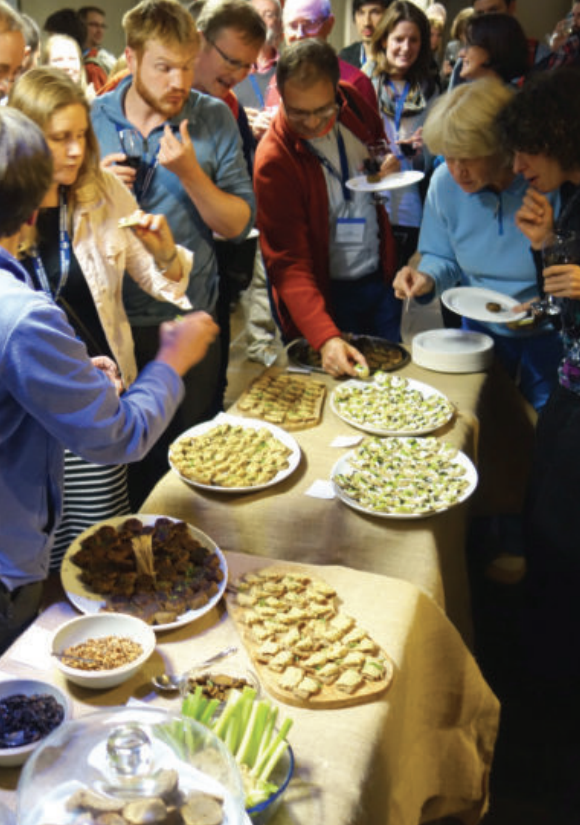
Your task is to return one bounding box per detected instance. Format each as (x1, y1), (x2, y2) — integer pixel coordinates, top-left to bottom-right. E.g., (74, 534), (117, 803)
(207, 38), (254, 72)
(285, 17), (327, 36)
(283, 101), (338, 123)
(87, 22), (107, 29)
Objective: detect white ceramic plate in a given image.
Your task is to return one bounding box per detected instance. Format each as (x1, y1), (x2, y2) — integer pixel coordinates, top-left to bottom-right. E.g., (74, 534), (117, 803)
(346, 170), (425, 193)
(61, 515), (228, 632)
(412, 329), (494, 373)
(331, 440), (478, 520)
(441, 286), (527, 324)
(330, 377), (454, 436)
(169, 413), (301, 493)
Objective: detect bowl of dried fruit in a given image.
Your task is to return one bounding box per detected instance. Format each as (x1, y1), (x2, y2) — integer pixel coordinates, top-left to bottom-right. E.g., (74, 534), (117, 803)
(51, 613), (156, 690)
(0, 678), (71, 767)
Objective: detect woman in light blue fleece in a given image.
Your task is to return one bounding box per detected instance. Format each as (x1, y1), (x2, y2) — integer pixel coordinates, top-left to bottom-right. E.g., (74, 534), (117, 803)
(393, 78), (562, 412)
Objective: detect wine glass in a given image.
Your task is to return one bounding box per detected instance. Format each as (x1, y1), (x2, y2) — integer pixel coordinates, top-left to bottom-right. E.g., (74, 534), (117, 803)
(119, 129), (144, 171)
(533, 230), (580, 317)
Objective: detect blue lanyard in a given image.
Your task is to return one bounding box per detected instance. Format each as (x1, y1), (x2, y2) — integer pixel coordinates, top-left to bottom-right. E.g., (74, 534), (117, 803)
(248, 74), (265, 109)
(387, 79), (410, 139)
(32, 187), (71, 301)
(305, 126), (351, 202)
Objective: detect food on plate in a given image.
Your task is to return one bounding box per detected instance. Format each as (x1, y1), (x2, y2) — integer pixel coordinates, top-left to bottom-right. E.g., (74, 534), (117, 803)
(70, 517), (224, 625)
(227, 567), (393, 707)
(290, 335), (407, 373)
(485, 301), (503, 313)
(170, 423), (293, 487)
(235, 372), (326, 429)
(334, 435), (471, 515)
(0, 693), (65, 748)
(332, 373), (454, 433)
(60, 636), (144, 671)
(56, 771), (224, 825)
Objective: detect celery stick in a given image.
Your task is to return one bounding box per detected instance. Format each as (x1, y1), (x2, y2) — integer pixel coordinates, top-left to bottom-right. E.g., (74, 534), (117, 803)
(236, 700), (270, 768)
(252, 717), (293, 779)
(254, 705), (277, 766)
(199, 697), (219, 726)
(212, 688), (243, 740)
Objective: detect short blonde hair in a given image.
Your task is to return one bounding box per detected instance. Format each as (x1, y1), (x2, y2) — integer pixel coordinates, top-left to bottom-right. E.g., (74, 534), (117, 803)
(422, 78), (514, 163)
(123, 0), (199, 56)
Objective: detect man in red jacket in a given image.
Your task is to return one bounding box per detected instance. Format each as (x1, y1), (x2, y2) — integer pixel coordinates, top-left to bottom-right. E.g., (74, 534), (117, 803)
(254, 38), (400, 377)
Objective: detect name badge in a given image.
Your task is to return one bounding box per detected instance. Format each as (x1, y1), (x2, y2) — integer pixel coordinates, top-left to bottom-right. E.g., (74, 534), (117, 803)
(336, 217), (366, 244)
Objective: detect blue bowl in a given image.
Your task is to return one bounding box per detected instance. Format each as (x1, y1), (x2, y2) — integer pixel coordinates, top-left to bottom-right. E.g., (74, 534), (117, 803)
(246, 742), (295, 824)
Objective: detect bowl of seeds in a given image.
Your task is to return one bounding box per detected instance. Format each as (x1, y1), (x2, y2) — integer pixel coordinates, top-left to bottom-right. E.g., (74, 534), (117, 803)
(51, 613), (156, 690)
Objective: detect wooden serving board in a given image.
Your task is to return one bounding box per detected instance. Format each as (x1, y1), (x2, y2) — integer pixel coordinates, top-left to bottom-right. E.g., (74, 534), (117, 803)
(226, 565), (394, 709)
(232, 371), (326, 431)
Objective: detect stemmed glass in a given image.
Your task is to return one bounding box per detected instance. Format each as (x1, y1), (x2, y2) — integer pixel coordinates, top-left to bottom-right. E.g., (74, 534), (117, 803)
(119, 129), (144, 171)
(532, 230), (580, 317)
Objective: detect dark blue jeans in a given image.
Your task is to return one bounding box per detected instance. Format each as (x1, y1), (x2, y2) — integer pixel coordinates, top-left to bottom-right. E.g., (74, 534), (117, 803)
(330, 273), (402, 342)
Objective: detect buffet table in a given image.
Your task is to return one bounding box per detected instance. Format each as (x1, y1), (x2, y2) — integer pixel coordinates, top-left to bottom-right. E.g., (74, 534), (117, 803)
(0, 552), (499, 825)
(142, 360), (487, 646)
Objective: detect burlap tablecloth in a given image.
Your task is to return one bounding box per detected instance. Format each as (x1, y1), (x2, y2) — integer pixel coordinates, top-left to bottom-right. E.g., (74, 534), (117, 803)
(142, 361), (487, 646)
(0, 553), (499, 825)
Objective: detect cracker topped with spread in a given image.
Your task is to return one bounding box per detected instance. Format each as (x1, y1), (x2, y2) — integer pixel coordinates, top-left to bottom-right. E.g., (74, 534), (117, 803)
(227, 566), (394, 708)
(234, 372), (326, 430)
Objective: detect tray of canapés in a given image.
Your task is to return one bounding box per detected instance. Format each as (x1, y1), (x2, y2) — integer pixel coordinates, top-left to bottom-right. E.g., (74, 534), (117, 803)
(331, 372), (455, 436)
(169, 414), (301, 492)
(226, 565), (394, 709)
(331, 435), (477, 519)
(286, 334), (409, 375)
(233, 370), (326, 430)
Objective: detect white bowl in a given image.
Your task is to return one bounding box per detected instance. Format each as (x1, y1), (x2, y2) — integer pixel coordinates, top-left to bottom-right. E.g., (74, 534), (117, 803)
(51, 613), (156, 690)
(0, 678), (71, 767)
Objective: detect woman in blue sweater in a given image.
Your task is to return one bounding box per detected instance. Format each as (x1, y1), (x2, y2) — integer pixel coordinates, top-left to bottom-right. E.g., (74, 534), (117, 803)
(393, 78), (562, 412)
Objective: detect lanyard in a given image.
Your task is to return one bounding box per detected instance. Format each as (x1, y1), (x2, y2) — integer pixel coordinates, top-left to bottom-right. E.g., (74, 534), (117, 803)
(32, 187), (71, 301)
(305, 126), (351, 202)
(248, 74), (265, 109)
(387, 79), (410, 139)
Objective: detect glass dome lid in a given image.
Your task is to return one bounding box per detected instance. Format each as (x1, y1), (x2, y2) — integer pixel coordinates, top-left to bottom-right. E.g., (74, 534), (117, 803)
(17, 706), (246, 825)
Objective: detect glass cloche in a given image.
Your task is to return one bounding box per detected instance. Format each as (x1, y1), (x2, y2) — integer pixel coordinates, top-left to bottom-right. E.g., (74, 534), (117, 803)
(17, 706), (246, 825)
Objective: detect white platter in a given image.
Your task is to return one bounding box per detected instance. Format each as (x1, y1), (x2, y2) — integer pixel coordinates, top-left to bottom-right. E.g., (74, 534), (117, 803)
(346, 170), (425, 193)
(61, 515), (228, 632)
(331, 439), (478, 519)
(441, 286), (527, 324)
(330, 376), (454, 436)
(169, 413), (301, 493)
(412, 329), (494, 373)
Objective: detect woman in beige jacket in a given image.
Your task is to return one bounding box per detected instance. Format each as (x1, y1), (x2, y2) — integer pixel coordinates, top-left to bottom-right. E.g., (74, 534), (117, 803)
(10, 67), (193, 566)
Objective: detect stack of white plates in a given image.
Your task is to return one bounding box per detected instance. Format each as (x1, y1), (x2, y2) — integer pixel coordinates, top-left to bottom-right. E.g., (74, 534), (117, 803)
(412, 329), (494, 373)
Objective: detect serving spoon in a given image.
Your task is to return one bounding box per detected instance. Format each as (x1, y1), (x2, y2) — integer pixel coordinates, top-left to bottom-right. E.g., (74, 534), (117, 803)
(151, 645), (238, 692)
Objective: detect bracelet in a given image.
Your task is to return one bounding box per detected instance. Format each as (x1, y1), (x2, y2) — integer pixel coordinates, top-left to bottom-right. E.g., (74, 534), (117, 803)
(157, 248), (179, 273)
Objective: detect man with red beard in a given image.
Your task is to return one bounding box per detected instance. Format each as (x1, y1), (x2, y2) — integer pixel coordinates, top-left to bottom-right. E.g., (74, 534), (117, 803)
(254, 39), (400, 378)
(92, 0), (254, 506)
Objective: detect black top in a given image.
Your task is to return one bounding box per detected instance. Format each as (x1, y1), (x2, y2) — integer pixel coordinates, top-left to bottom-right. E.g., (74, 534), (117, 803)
(22, 207), (113, 360)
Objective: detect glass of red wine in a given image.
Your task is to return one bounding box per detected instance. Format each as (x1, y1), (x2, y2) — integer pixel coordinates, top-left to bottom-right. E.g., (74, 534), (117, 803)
(119, 129), (144, 171)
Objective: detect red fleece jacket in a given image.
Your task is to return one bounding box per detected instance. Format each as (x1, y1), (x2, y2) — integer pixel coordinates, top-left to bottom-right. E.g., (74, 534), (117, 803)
(254, 81), (396, 349)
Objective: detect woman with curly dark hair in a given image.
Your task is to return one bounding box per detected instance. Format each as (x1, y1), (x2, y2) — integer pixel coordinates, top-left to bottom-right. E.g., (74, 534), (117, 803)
(364, 0), (438, 269)
(497, 67), (580, 687)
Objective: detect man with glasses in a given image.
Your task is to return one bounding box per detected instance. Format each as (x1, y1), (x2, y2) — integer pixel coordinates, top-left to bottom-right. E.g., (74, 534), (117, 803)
(280, 0), (377, 109)
(79, 5), (116, 77)
(254, 39), (400, 378)
(0, 0), (24, 103)
(92, 0), (254, 506)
